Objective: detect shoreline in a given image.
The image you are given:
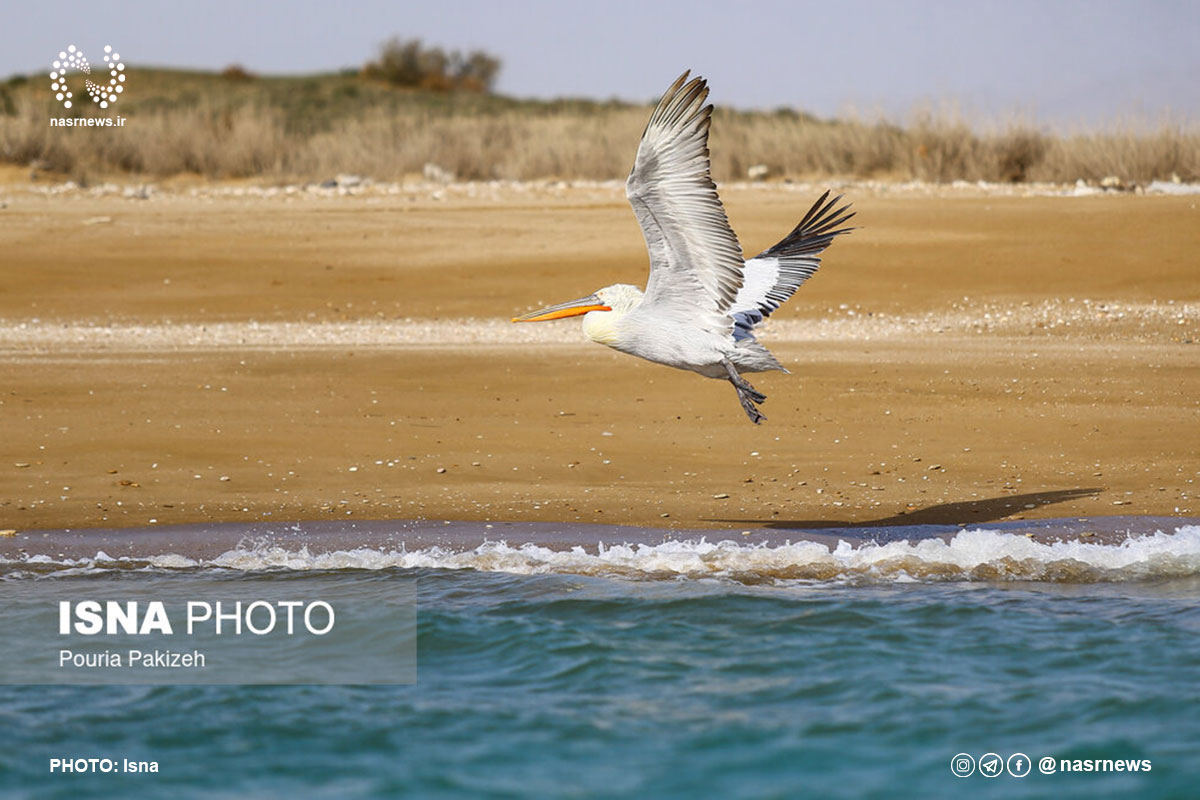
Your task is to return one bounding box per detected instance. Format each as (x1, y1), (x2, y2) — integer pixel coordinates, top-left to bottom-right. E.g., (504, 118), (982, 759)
(4, 516), (1198, 585)
(4, 515), (1198, 559)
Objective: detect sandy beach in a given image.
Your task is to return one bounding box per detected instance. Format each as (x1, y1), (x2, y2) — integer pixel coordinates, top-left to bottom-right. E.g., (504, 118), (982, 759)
(2, 179), (1197, 532)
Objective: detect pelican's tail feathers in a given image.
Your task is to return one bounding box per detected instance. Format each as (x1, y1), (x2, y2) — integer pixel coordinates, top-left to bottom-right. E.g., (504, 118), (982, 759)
(733, 339), (788, 373)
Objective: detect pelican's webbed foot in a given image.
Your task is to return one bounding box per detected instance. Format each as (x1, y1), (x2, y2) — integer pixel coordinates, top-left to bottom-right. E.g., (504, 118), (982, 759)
(722, 359), (767, 424)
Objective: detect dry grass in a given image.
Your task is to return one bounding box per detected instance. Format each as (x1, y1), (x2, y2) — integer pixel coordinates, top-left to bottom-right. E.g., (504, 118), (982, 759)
(1, 68), (1197, 184)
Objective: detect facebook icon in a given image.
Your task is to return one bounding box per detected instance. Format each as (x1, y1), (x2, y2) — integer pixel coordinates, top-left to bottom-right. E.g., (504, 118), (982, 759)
(1007, 753), (1031, 777)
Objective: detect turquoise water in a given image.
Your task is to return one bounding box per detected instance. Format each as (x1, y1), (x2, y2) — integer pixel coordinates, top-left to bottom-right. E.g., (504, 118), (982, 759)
(2, 522), (1200, 798)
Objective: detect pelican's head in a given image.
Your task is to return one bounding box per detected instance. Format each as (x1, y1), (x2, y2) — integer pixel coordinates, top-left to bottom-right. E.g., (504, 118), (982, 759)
(511, 284), (643, 346)
(510, 284), (643, 323)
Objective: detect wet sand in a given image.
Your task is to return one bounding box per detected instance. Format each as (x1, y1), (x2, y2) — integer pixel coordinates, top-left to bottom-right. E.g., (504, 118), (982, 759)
(1, 180), (1198, 533)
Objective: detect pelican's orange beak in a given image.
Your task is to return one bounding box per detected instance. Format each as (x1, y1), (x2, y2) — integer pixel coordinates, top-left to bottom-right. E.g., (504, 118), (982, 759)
(511, 294), (611, 322)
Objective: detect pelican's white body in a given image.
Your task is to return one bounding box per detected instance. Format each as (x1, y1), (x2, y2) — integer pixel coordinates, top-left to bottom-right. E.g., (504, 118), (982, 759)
(582, 283), (784, 379)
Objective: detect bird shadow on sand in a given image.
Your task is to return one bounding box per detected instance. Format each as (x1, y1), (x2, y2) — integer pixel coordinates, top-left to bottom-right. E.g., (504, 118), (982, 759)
(713, 488), (1103, 530)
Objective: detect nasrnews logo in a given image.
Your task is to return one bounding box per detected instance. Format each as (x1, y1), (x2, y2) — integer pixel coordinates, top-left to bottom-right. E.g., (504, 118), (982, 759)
(49, 44), (127, 126)
(951, 751), (1152, 778)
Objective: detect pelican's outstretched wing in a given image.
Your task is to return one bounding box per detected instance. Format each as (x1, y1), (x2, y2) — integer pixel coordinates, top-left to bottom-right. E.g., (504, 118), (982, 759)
(731, 191), (855, 341)
(626, 72), (744, 335)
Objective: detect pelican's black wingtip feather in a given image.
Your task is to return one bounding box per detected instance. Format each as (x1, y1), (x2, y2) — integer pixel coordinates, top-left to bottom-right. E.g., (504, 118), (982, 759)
(760, 191), (856, 260)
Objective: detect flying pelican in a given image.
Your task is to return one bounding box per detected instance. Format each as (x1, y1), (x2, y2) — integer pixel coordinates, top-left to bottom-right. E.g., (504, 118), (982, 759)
(512, 72), (854, 424)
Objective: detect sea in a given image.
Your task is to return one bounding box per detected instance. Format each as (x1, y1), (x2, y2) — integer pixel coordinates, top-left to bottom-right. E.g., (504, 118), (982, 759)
(2, 516), (1199, 799)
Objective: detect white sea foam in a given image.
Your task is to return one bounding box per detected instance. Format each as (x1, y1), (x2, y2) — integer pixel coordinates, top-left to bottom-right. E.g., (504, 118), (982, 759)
(7, 526), (1200, 584)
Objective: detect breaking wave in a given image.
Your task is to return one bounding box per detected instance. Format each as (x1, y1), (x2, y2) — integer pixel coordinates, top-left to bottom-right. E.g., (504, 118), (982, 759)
(6, 526), (1200, 584)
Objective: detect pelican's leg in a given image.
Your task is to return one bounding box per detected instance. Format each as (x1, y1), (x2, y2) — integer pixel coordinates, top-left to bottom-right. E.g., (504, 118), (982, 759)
(721, 359), (767, 424)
